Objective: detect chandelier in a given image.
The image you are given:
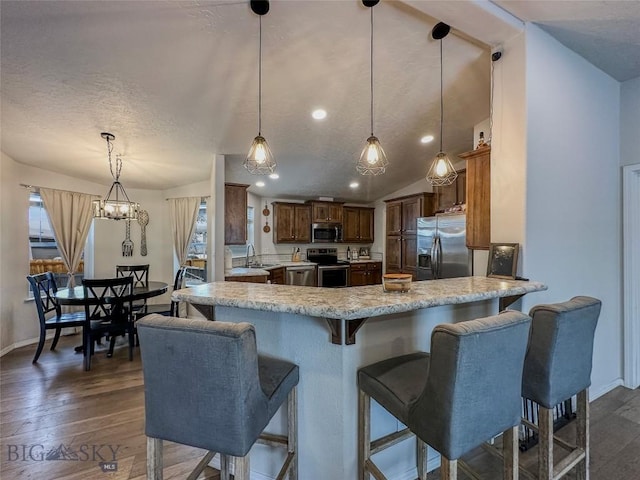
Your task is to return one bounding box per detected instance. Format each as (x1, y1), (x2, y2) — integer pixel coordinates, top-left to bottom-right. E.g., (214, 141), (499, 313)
(92, 132), (139, 220)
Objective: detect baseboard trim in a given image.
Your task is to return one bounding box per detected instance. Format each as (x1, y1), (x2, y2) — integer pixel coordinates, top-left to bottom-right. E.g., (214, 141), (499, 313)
(590, 378), (624, 402)
(0, 329), (79, 358)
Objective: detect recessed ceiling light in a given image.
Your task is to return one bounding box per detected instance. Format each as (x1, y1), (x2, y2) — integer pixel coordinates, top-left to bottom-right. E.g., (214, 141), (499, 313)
(312, 109), (327, 120)
(421, 135), (434, 144)
(269, 173), (279, 179)
(255, 181), (265, 187)
(349, 182), (359, 189)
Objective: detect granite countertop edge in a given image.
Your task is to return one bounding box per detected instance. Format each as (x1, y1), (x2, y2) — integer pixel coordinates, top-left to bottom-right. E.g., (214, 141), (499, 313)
(173, 277), (548, 320)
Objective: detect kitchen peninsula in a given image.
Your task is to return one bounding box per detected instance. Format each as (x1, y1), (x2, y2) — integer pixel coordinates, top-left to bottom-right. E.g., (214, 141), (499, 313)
(171, 277), (546, 479)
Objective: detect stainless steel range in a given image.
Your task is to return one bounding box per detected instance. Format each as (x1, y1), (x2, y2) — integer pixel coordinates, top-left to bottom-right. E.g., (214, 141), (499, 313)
(307, 248), (350, 288)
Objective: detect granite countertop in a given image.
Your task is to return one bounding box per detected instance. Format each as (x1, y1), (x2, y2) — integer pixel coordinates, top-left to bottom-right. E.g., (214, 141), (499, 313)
(348, 259), (381, 264)
(225, 262), (317, 278)
(173, 276), (547, 320)
(225, 267), (270, 277)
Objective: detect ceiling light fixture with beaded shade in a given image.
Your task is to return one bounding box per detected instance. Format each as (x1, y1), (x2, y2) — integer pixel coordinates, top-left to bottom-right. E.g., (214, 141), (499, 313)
(426, 22), (458, 187)
(356, 0), (388, 176)
(244, 0), (276, 175)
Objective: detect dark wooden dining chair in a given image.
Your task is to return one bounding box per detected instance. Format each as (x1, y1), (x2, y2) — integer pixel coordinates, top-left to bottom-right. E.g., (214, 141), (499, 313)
(82, 277), (134, 371)
(116, 264), (149, 314)
(116, 264), (149, 286)
(134, 266), (187, 320)
(26, 272), (86, 364)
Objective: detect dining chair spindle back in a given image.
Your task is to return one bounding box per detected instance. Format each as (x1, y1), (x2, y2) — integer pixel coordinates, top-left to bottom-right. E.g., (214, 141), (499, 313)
(26, 272), (86, 364)
(81, 276), (134, 371)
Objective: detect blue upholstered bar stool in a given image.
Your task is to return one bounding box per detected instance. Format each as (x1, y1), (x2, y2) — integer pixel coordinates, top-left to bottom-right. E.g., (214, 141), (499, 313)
(137, 315), (299, 480)
(358, 310), (532, 480)
(522, 296), (601, 480)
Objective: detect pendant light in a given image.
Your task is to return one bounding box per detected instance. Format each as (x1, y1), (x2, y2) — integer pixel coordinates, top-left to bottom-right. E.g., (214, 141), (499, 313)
(356, 0), (388, 176)
(426, 22), (458, 187)
(244, 0), (276, 175)
(93, 132), (139, 221)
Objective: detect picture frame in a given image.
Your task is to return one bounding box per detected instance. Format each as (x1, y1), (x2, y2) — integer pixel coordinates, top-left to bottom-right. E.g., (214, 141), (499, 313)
(486, 243), (519, 279)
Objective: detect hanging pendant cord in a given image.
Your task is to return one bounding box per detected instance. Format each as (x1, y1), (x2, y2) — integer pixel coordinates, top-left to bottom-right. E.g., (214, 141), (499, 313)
(258, 15), (262, 136)
(439, 38), (443, 152)
(369, 7), (374, 136)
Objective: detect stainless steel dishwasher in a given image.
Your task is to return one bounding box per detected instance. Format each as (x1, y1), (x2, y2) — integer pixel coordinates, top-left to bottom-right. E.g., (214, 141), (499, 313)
(285, 265), (316, 286)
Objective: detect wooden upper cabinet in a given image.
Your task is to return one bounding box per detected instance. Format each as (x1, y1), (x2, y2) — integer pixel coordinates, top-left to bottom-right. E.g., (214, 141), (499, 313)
(224, 183), (249, 245)
(309, 201), (343, 223)
(385, 193), (436, 235)
(273, 202), (311, 244)
(459, 145), (491, 249)
(435, 169), (466, 212)
(343, 207), (374, 243)
(386, 201), (402, 236)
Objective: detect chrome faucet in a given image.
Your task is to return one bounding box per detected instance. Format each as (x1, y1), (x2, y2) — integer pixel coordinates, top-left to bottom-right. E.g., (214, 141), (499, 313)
(245, 243), (256, 267)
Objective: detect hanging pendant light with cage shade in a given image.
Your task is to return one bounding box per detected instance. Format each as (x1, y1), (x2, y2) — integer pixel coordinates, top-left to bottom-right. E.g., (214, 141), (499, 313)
(244, 1), (276, 175)
(356, 0), (388, 176)
(426, 22), (458, 187)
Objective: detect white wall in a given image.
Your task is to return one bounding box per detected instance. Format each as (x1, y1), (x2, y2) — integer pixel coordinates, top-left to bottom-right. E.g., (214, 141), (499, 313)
(621, 76), (640, 166)
(522, 24), (622, 398)
(0, 153), (176, 352)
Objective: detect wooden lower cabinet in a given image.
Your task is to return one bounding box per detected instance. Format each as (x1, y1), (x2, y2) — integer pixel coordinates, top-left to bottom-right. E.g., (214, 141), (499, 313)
(225, 274), (268, 283)
(269, 267), (286, 285)
(350, 262), (382, 286)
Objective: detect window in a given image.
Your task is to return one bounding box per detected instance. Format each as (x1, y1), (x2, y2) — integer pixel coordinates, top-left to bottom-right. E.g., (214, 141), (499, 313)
(187, 199), (208, 259)
(28, 191), (84, 289)
(185, 199), (208, 282)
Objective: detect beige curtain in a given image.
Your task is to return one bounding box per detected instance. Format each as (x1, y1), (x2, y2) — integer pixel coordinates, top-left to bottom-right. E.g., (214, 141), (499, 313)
(168, 197), (201, 265)
(40, 188), (97, 288)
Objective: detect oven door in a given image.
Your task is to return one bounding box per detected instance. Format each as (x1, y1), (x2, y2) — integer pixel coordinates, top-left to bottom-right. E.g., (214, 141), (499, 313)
(318, 265), (350, 288)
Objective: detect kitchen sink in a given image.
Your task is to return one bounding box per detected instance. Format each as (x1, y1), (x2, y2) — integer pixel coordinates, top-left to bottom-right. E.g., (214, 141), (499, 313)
(248, 263), (279, 268)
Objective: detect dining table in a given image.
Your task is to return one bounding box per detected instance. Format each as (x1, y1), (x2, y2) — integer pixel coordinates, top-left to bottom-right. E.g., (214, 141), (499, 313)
(55, 280), (169, 354)
(55, 280), (169, 306)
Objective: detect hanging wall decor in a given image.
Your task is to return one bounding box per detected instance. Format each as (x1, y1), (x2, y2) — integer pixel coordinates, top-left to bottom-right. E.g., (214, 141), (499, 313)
(122, 219), (134, 257)
(138, 209), (149, 256)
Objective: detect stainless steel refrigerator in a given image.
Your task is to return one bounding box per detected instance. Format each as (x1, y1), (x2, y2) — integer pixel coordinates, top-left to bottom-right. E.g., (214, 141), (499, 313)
(416, 213), (471, 280)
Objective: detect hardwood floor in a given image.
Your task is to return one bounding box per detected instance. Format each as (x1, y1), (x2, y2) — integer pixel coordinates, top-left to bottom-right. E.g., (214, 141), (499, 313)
(2, 334), (640, 479)
(0, 334), (219, 480)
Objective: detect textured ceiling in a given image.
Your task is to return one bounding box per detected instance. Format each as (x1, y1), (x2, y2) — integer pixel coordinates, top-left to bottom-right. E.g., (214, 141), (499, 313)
(0, 0), (490, 202)
(2, 1), (637, 203)
(495, 0), (640, 82)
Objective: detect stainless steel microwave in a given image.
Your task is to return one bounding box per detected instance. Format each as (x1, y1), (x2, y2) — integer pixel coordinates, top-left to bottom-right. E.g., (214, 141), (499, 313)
(311, 223), (342, 243)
